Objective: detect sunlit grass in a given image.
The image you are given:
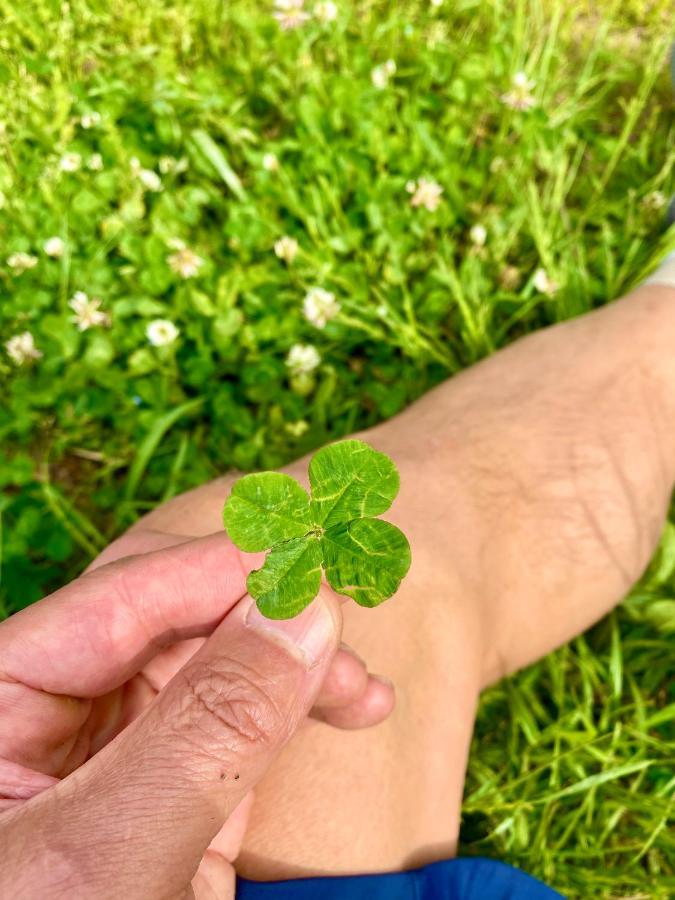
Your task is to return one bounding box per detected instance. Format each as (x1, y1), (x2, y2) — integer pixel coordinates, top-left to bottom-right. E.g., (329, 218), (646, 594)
(0, 1), (673, 895)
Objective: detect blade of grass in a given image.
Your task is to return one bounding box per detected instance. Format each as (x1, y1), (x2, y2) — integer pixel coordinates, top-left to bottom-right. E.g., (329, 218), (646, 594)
(189, 129), (246, 200)
(40, 482), (106, 558)
(124, 397), (205, 502)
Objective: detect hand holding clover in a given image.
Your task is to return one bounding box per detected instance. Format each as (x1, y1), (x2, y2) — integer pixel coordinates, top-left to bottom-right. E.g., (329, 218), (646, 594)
(0, 446), (401, 897)
(223, 440), (412, 618)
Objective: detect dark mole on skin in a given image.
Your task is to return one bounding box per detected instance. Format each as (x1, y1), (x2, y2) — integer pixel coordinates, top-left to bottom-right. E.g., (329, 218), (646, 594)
(220, 773), (227, 780)
(234, 773), (240, 780)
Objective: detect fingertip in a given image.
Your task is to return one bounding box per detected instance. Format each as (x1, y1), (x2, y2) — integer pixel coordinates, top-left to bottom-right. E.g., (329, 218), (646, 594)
(192, 849), (235, 900)
(313, 673), (395, 730)
(208, 792), (255, 861)
(313, 644), (369, 709)
(359, 675), (396, 726)
(368, 675), (396, 721)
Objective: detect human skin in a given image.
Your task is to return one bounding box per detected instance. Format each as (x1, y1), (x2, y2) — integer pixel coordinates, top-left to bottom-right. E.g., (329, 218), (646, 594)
(110, 282), (675, 879)
(2, 282), (675, 894)
(0, 538), (394, 898)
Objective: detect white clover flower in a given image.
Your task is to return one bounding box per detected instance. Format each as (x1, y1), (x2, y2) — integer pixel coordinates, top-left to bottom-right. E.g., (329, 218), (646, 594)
(409, 177), (443, 211)
(427, 21), (447, 48)
(372, 65), (389, 89)
(501, 71), (536, 111)
(470, 224), (487, 247)
(59, 152), (82, 172)
(7, 252), (38, 273)
(641, 190), (667, 212)
(68, 291), (111, 331)
(286, 343), (320, 375)
(262, 152), (280, 172)
(273, 0), (310, 31)
(303, 287), (340, 329)
(138, 167), (162, 192)
(167, 242), (204, 279)
(513, 71), (535, 89)
(274, 235), (299, 263)
(371, 59), (396, 89)
(147, 318), (180, 347)
(430, 0), (444, 6)
(80, 111), (101, 129)
(5, 331), (42, 365)
(87, 153), (104, 171)
(129, 157), (161, 190)
(159, 155), (188, 174)
(314, 1), (337, 23)
(44, 236), (65, 258)
(499, 265), (522, 291)
(285, 419), (309, 437)
(533, 267), (559, 296)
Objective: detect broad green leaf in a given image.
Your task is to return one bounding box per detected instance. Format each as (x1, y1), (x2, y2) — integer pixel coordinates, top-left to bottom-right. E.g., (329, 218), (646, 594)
(223, 472), (312, 552)
(248, 536), (322, 619)
(308, 439), (400, 528)
(321, 518), (411, 608)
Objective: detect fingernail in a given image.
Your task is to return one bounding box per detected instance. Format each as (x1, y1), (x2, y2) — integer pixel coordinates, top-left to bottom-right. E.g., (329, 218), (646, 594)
(245, 596), (336, 667)
(370, 673), (394, 690)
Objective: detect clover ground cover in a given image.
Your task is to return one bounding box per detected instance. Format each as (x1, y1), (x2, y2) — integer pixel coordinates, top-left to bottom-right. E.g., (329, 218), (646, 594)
(0, 1), (673, 895)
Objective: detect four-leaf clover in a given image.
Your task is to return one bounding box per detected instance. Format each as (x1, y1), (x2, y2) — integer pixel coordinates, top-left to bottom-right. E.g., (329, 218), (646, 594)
(222, 439), (412, 619)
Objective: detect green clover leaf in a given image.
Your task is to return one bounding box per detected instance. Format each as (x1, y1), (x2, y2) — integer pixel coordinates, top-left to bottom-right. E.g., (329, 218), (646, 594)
(222, 472), (312, 552)
(222, 439), (412, 619)
(308, 439), (400, 527)
(247, 536), (323, 620)
(321, 518), (411, 607)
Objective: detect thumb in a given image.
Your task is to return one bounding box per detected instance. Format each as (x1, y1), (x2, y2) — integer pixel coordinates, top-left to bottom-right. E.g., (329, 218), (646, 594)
(8, 590), (341, 899)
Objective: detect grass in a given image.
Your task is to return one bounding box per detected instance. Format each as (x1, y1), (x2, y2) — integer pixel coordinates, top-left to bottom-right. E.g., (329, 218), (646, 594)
(0, 0), (674, 895)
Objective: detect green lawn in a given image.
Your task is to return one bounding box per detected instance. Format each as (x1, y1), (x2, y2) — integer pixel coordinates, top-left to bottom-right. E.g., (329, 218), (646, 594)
(1, 0), (674, 895)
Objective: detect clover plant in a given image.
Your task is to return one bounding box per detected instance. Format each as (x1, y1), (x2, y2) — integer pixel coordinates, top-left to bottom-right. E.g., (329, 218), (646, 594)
(222, 439), (411, 619)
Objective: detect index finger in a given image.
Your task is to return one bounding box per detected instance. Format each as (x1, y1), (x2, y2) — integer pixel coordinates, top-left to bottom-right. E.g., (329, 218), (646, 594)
(0, 533), (250, 697)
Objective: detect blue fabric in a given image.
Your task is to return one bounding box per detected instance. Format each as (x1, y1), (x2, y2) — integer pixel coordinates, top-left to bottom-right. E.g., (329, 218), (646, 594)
(236, 857), (564, 899)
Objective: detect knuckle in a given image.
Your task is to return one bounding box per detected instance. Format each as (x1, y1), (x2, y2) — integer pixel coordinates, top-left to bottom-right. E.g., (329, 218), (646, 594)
(176, 658), (287, 756)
